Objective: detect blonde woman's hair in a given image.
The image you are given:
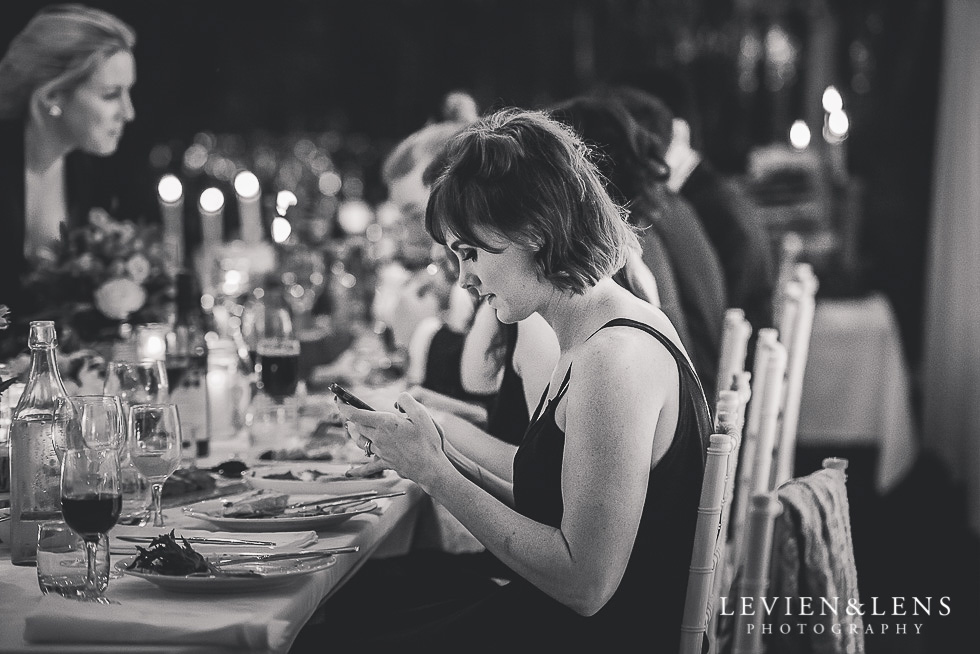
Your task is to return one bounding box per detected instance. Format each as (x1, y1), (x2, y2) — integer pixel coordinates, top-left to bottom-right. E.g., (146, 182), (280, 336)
(0, 4), (136, 121)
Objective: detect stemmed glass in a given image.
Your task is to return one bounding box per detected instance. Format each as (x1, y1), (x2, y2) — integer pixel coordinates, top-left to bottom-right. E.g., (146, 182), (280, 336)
(60, 399), (122, 603)
(128, 404), (181, 528)
(104, 360), (169, 414)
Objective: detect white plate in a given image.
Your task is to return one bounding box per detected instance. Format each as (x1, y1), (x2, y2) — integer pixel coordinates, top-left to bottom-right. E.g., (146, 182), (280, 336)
(115, 552), (337, 593)
(245, 462), (400, 494)
(182, 496), (378, 532)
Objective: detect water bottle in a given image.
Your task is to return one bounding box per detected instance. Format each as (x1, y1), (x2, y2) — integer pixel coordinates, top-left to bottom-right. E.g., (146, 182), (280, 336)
(8, 321), (74, 565)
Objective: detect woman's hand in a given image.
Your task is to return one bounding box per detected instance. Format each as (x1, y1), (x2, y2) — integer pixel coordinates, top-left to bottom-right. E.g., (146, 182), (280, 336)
(336, 392), (454, 490)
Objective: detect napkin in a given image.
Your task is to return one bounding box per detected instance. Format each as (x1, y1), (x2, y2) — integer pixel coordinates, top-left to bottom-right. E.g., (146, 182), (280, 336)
(109, 526), (318, 554)
(24, 595), (291, 649)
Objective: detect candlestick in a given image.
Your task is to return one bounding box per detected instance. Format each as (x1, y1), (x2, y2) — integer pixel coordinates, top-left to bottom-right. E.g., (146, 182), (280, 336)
(234, 170), (263, 245)
(157, 174), (184, 271)
(199, 187), (225, 255)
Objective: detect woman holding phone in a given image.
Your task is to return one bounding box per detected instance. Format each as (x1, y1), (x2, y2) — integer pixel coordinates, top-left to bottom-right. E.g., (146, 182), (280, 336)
(296, 109), (710, 652)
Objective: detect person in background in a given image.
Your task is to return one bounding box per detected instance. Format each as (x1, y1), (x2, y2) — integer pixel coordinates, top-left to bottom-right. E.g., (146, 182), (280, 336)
(294, 109), (710, 653)
(611, 82), (776, 333)
(0, 3), (137, 355)
(552, 94), (727, 402)
(373, 91), (491, 416)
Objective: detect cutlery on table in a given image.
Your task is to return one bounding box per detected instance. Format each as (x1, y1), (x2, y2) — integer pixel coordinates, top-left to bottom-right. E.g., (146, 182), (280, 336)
(286, 490), (406, 511)
(210, 546), (360, 566)
(116, 535), (279, 547)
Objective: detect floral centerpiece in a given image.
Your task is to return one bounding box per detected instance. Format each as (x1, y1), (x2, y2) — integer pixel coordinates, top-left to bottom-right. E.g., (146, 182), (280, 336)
(0, 305), (15, 397)
(20, 208), (174, 347)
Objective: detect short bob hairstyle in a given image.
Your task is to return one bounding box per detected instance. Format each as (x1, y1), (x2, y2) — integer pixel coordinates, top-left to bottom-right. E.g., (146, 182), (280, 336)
(426, 109), (639, 294)
(0, 4), (136, 121)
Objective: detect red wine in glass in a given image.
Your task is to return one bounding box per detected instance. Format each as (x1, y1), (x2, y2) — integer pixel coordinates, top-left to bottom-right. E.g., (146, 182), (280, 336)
(258, 339), (301, 400)
(62, 493), (122, 537)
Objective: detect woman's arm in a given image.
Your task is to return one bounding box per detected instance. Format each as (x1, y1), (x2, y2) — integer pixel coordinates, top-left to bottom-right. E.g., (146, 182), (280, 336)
(459, 300), (506, 395)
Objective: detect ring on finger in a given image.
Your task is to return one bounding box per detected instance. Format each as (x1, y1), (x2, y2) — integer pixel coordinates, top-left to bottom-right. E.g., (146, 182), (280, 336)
(364, 439), (374, 457)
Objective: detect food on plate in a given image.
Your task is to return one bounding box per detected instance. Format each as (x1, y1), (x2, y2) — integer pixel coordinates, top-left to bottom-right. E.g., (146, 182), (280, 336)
(261, 468), (384, 482)
(162, 467), (217, 499)
(221, 490), (290, 518)
(126, 530), (217, 576)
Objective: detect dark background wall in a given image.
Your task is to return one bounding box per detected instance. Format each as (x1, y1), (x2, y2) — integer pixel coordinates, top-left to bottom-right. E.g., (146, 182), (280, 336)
(2, 0), (942, 368)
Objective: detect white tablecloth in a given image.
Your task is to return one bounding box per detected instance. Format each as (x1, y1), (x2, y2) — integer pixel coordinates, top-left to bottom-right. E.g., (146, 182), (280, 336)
(796, 293), (920, 492)
(0, 478), (424, 653)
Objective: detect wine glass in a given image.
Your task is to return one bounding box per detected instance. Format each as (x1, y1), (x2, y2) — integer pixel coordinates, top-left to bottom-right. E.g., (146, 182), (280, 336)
(60, 445), (121, 603)
(255, 291), (301, 402)
(104, 360), (169, 416)
(128, 403), (181, 528)
(70, 396), (125, 450)
(280, 244), (326, 334)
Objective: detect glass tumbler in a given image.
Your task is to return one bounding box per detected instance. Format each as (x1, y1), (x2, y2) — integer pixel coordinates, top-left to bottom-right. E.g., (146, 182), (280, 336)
(36, 520), (109, 599)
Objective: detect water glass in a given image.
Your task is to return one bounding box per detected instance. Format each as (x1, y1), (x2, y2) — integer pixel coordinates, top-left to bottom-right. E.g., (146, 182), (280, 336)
(36, 520), (109, 599)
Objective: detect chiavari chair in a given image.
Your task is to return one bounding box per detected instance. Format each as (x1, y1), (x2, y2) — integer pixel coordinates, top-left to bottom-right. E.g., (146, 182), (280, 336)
(715, 308), (752, 407)
(771, 264), (819, 488)
(680, 433), (737, 654)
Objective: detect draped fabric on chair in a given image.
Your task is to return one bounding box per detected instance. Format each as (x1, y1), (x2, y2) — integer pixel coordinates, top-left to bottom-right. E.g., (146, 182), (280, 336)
(764, 459), (865, 654)
(716, 458), (865, 654)
(923, 0), (980, 537)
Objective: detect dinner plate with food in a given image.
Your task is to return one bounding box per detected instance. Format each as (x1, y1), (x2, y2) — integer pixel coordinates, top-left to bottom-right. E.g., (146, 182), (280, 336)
(181, 489), (383, 532)
(245, 462), (400, 494)
(116, 531), (341, 592)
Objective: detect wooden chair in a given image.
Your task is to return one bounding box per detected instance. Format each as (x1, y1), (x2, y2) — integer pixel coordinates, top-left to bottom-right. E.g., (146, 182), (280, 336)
(771, 264), (819, 488)
(681, 433), (737, 654)
(716, 308), (752, 406)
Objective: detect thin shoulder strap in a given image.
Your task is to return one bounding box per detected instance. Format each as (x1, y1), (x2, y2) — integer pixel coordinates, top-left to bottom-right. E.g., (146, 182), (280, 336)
(588, 318), (713, 448)
(528, 365), (574, 426)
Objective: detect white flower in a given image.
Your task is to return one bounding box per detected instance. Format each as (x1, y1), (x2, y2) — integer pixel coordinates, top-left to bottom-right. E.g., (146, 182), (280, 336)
(94, 278), (146, 320)
(125, 253), (151, 283)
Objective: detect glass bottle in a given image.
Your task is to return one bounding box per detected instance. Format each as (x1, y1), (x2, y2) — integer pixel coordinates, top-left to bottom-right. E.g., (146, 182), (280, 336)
(8, 321), (74, 565)
(166, 270), (212, 464)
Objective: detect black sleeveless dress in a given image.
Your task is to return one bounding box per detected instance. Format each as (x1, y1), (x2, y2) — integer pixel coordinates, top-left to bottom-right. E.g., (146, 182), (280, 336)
(291, 319), (709, 653)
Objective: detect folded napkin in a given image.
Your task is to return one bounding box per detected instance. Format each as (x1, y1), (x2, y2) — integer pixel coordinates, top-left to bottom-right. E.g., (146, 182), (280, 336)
(109, 526), (318, 554)
(24, 595), (290, 649)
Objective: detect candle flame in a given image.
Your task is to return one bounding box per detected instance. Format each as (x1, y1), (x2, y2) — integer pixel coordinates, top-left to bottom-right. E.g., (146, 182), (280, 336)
(789, 120), (811, 150)
(234, 170), (261, 199)
(272, 216), (292, 243)
(158, 175), (183, 203)
(200, 187), (225, 213)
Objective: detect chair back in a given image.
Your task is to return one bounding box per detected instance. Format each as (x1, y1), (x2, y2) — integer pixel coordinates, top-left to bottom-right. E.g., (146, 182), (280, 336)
(680, 433), (736, 654)
(716, 308), (752, 406)
(771, 264), (819, 488)
(729, 494), (783, 654)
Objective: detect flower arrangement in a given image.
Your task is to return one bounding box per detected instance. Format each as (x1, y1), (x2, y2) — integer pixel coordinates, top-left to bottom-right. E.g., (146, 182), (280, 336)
(0, 305), (15, 396)
(20, 208), (174, 346)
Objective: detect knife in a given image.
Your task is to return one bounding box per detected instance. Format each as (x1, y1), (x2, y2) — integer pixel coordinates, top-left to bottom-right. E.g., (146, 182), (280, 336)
(211, 546), (360, 566)
(116, 535), (278, 547)
(286, 490), (406, 511)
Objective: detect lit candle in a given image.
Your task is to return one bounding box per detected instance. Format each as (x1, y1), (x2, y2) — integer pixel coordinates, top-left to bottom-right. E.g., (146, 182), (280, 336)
(199, 187), (225, 255)
(136, 323), (168, 362)
(157, 174), (184, 271)
(234, 170), (263, 245)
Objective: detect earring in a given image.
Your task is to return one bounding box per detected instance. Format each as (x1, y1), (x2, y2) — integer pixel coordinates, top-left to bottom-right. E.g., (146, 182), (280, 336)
(48, 105), (62, 117)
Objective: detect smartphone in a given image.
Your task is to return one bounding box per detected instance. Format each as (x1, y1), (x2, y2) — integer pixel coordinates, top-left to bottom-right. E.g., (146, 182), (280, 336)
(329, 383), (375, 411)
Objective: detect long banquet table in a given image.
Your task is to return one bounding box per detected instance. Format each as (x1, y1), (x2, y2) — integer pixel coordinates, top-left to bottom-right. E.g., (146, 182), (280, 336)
(0, 471), (425, 653)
